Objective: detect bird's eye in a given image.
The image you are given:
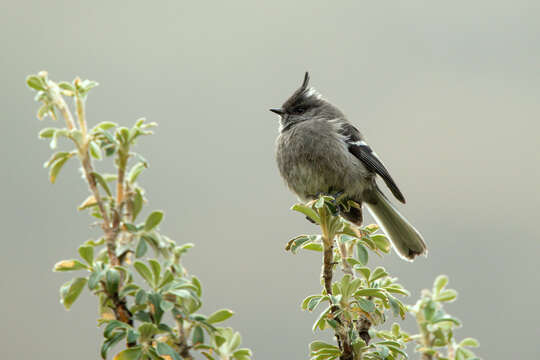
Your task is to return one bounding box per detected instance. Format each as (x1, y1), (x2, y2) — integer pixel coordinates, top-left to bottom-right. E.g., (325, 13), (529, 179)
(293, 106), (306, 114)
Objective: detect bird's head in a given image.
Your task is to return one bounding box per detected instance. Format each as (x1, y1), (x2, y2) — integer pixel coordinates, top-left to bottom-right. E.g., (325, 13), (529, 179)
(270, 72), (343, 132)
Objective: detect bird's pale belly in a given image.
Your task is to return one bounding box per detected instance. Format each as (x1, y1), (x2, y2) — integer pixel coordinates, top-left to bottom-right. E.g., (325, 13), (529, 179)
(279, 150), (372, 202)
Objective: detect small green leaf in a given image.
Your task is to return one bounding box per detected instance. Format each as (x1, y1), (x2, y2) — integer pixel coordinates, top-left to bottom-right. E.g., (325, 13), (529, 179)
(113, 346), (142, 360)
(94, 121), (118, 131)
(135, 118), (146, 127)
(207, 309), (234, 324)
(39, 128), (56, 138)
(158, 269), (174, 288)
(119, 283), (140, 299)
(105, 268), (121, 294)
(144, 211), (163, 231)
(285, 235), (310, 253)
(135, 238), (148, 258)
(53, 260), (88, 272)
(92, 172), (112, 196)
(354, 288), (386, 298)
(128, 162), (147, 183)
(302, 295), (323, 310)
(459, 337), (479, 348)
(148, 259), (161, 284)
(37, 104), (51, 120)
(80, 79), (99, 91)
(303, 242), (323, 252)
(60, 277), (87, 309)
(455, 347), (476, 360)
(49, 156), (70, 183)
(27, 75), (46, 91)
(371, 234), (391, 253)
(156, 343), (182, 360)
(291, 203), (320, 224)
(384, 285), (410, 296)
(431, 316), (461, 326)
(191, 276), (202, 297)
(124, 223), (138, 233)
(356, 298), (375, 313)
(230, 332), (242, 351)
(88, 269), (104, 290)
(233, 349), (253, 358)
(78, 245), (94, 265)
(436, 289), (457, 303)
(89, 141), (102, 160)
(201, 351), (216, 360)
(433, 275), (448, 296)
(134, 261), (154, 287)
(132, 189), (143, 220)
(43, 151), (71, 168)
(168, 289), (192, 299)
(387, 294), (402, 318)
(369, 267), (388, 283)
(312, 306), (331, 332)
(103, 320), (130, 338)
(116, 127), (130, 143)
(160, 299), (174, 312)
(135, 289), (147, 305)
(101, 332), (126, 359)
(353, 268), (370, 283)
(391, 323), (401, 337)
(387, 344), (408, 358)
(192, 325), (204, 345)
(356, 243), (368, 266)
(78, 195), (97, 211)
(58, 82), (75, 92)
(363, 224), (379, 233)
(138, 323), (158, 342)
(310, 340), (339, 352)
(308, 297), (327, 312)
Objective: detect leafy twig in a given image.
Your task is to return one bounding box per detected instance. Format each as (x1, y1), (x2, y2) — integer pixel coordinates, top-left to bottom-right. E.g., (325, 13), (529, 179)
(28, 71), (253, 360)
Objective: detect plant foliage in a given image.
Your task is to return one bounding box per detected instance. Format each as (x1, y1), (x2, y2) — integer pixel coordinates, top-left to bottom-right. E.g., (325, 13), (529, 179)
(288, 196), (481, 360)
(28, 72), (252, 360)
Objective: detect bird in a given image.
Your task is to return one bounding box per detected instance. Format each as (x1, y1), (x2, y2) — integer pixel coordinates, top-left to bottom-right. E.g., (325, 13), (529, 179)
(271, 72), (427, 261)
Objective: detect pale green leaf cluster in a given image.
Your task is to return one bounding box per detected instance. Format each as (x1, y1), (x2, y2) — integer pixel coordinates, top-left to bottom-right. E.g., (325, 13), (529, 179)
(27, 72), (252, 360)
(290, 196), (481, 360)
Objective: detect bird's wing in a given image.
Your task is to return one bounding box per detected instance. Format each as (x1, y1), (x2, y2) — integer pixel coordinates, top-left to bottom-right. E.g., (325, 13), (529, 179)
(339, 123), (406, 203)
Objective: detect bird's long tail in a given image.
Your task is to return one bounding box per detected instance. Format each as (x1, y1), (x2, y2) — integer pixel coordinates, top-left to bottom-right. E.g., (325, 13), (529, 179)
(364, 189), (427, 261)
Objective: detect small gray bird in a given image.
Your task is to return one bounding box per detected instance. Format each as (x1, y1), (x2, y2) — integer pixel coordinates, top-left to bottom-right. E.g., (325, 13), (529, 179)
(272, 72), (427, 261)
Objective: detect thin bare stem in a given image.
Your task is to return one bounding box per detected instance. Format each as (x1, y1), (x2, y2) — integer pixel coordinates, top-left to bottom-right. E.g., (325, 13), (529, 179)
(52, 86), (77, 130)
(116, 150), (128, 215)
(75, 96), (87, 136)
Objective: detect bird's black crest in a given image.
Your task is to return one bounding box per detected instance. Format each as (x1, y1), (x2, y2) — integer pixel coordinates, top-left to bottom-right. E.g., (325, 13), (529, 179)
(301, 72), (310, 89)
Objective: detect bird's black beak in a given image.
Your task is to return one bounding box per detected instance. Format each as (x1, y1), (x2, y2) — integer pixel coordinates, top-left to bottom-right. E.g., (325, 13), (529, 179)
(270, 108), (285, 115)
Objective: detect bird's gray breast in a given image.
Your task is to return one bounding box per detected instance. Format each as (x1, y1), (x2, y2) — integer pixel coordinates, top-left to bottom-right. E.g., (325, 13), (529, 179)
(276, 119), (371, 201)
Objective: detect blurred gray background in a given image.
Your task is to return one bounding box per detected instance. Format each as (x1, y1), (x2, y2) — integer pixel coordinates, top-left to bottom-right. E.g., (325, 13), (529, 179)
(1, 1), (539, 359)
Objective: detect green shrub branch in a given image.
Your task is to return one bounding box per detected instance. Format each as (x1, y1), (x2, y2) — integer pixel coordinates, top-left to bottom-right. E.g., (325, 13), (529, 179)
(27, 71), (253, 360)
(287, 196), (482, 360)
